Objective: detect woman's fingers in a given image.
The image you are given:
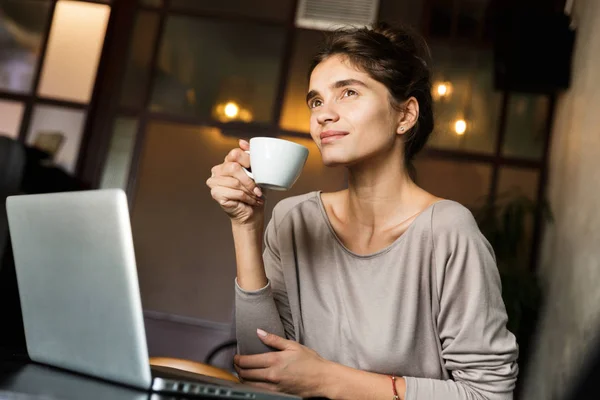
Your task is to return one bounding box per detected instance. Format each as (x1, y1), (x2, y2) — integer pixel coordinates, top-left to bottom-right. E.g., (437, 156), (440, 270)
(206, 175), (259, 202)
(224, 147), (250, 169)
(213, 161), (262, 198)
(210, 186), (263, 208)
(238, 139), (250, 151)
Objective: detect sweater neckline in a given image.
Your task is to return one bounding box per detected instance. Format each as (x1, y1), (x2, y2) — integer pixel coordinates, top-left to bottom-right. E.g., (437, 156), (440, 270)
(313, 191), (447, 259)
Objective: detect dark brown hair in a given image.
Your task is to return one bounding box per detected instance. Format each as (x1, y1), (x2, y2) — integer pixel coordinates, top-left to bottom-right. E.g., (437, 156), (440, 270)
(309, 22), (434, 167)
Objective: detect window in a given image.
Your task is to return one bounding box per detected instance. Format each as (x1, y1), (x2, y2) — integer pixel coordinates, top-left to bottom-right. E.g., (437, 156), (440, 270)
(502, 94), (549, 160)
(26, 105), (87, 173)
(37, 0), (110, 103)
(100, 117), (138, 190)
(119, 11), (160, 109)
(428, 45), (499, 154)
(149, 16), (286, 123)
(0, 99), (25, 138)
(170, 0), (293, 22)
(0, 0), (52, 93)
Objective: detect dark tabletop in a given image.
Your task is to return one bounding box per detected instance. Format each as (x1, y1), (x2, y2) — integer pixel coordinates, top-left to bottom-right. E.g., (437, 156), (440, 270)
(0, 358), (216, 400)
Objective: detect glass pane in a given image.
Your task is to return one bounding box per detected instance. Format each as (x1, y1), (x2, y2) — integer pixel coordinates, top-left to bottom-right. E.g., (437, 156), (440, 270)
(378, 0), (424, 30)
(429, 0), (453, 38)
(119, 11), (160, 109)
(428, 45), (499, 154)
(497, 167), (539, 202)
(26, 105), (87, 174)
(0, 0), (52, 93)
(496, 167), (540, 267)
(100, 117), (138, 190)
(170, 0), (292, 22)
(413, 157), (492, 208)
(37, 1), (110, 103)
(482, 3), (494, 42)
(0, 99), (24, 139)
(457, 0), (485, 39)
(280, 29), (324, 133)
(150, 16), (286, 123)
(140, 0), (161, 7)
(502, 94), (549, 160)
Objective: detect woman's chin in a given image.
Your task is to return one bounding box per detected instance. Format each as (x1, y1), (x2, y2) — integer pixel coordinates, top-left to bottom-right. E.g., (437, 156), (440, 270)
(321, 156), (351, 168)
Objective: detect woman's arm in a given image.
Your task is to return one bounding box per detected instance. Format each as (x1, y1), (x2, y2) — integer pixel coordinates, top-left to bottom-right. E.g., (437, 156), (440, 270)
(235, 203), (296, 355)
(232, 222), (268, 290)
(207, 139), (267, 291)
(207, 140), (289, 354)
(398, 203), (518, 400)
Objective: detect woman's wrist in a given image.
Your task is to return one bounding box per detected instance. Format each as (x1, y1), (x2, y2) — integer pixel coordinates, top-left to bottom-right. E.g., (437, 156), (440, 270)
(318, 361), (407, 400)
(317, 359), (343, 398)
(231, 218), (263, 234)
(231, 220), (267, 291)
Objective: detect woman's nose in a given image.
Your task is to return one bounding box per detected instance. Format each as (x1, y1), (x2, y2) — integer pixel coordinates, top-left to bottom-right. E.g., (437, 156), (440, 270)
(316, 103), (340, 125)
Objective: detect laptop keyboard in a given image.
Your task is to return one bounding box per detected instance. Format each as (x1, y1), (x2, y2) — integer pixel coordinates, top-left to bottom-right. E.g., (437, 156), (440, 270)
(153, 378), (256, 399)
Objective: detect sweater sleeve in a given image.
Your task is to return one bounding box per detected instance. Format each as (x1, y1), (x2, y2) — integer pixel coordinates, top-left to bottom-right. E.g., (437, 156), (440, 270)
(404, 203), (519, 400)
(235, 205), (295, 355)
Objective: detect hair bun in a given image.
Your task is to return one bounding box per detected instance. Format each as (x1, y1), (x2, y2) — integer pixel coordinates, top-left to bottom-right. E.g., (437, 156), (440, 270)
(372, 22), (431, 67)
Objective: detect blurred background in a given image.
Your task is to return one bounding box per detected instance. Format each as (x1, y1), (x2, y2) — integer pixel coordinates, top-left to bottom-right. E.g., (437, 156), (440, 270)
(0, 0), (598, 399)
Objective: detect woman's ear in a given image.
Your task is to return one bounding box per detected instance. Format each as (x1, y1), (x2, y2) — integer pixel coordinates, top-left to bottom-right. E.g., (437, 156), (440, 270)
(396, 97), (419, 135)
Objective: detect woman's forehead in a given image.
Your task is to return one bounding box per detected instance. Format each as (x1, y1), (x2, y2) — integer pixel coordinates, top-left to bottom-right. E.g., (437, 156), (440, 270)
(309, 55), (373, 88)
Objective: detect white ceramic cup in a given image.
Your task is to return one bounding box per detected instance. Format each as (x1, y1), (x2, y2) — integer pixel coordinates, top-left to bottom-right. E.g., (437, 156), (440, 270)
(243, 137), (309, 191)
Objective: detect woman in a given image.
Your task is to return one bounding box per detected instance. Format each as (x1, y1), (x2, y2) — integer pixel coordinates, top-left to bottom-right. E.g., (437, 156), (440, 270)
(207, 23), (518, 400)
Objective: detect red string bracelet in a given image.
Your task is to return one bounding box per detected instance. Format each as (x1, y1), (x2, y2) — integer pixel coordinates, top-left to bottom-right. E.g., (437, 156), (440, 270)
(390, 375), (400, 400)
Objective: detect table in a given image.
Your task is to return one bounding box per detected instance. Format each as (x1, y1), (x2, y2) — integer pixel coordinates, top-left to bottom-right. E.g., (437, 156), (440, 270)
(0, 358), (215, 400)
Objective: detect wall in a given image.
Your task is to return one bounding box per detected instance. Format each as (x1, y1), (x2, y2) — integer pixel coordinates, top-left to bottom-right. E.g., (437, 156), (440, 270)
(522, 0), (600, 398)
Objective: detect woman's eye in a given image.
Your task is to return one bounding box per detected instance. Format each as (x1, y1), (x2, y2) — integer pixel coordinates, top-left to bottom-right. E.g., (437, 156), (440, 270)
(309, 99), (323, 109)
(343, 89), (358, 98)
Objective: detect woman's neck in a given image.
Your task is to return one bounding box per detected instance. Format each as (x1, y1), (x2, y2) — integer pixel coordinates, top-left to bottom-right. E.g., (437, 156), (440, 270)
(342, 154), (426, 230)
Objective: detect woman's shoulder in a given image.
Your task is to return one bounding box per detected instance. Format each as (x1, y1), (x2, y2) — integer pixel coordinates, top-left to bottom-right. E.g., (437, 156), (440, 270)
(427, 200), (493, 260)
(429, 199), (480, 236)
(270, 191), (321, 225)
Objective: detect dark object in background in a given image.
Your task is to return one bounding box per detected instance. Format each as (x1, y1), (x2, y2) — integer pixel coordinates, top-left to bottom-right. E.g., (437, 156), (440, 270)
(21, 146), (89, 194)
(493, 10), (575, 93)
(0, 136), (89, 359)
(563, 327), (600, 400)
(0, 137), (27, 359)
(0, 137), (25, 270)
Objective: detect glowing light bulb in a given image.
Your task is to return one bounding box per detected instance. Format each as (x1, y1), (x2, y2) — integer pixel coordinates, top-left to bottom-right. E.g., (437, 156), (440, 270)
(437, 84), (448, 96)
(224, 102), (239, 118)
(455, 119), (467, 135)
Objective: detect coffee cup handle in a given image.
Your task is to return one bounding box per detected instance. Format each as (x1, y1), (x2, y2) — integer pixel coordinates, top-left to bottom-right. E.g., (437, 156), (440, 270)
(242, 150), (254, 180)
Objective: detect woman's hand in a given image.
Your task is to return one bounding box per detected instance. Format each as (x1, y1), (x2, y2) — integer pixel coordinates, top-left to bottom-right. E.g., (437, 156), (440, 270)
(206, 139), (264, 227)
(234, 329), (332, 398)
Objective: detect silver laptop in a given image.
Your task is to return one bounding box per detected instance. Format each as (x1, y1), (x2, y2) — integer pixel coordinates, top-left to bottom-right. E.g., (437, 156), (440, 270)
(6, 189), (300, 400)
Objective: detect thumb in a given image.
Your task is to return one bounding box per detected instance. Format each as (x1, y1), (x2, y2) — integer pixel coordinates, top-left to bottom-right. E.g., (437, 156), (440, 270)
(257, 329), (291, 350)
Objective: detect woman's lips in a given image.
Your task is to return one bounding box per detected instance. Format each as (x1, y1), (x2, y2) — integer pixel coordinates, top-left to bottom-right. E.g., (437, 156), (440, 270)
(320, 130), (348, 144)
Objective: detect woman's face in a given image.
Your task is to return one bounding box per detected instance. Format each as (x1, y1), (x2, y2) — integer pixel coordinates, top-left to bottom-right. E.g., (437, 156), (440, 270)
(307, 55), (404, 167)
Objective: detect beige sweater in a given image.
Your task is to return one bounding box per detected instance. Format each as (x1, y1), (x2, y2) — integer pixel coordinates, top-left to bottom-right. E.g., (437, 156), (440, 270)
(235, 192), (519, 399)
